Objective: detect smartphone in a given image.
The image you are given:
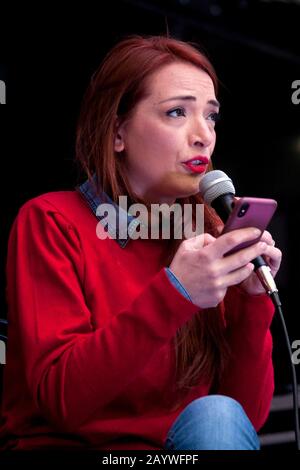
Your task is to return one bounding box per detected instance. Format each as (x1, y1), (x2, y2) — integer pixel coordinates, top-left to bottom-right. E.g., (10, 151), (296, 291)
(221, 197), (277, 256)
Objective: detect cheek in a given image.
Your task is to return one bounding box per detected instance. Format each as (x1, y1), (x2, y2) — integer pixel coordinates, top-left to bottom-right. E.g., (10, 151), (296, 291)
(128, 122), (178, 163)
(147, 121), (183, 155)
(210, 131), (217, 152)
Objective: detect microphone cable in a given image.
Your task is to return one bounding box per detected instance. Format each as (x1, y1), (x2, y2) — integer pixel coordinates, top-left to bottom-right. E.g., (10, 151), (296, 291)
(199, 170), (300, 449)
(270, 292), (300, 450)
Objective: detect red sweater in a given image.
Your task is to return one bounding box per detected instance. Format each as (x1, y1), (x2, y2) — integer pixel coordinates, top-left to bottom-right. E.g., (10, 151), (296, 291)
(0, 191), (275, 450)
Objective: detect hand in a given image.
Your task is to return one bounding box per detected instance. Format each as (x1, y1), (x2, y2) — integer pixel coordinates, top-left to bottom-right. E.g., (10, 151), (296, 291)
(168, 228), (272, 308)
(239, 230), (282, 295)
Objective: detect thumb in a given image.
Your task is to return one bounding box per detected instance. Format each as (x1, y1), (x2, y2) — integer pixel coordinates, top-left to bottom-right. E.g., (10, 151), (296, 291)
(187, 232), (216, 250)
(203, 233), (217, 246)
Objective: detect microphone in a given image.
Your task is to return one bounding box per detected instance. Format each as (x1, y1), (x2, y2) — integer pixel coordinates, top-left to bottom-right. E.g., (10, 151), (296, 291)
(199, 170), (279, 298)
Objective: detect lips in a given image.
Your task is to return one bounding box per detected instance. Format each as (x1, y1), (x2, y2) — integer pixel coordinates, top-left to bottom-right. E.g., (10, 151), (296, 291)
(184, 156), (209, 165)
(182, 156), (209, 174)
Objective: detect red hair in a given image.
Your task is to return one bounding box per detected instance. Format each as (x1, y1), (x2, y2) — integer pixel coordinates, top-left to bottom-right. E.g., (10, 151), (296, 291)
(76, 36), (229, 402)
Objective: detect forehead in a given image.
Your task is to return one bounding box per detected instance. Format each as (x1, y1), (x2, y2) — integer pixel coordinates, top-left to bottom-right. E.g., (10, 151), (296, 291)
(146, 62), (216, 102)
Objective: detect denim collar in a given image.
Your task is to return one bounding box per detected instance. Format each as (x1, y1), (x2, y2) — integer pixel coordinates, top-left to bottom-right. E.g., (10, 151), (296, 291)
(76, 177), (141, 248)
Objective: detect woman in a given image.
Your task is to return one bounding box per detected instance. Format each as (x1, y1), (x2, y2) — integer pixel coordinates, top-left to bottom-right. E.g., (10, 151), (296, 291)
(0, 36), (281, 450)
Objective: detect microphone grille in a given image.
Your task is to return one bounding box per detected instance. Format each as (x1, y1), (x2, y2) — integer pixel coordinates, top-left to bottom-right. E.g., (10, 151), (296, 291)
(199, 170), (236, 206)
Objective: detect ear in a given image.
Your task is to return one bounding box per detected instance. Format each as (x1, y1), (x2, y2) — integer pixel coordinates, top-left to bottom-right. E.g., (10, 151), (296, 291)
(114, 117), (126, 153)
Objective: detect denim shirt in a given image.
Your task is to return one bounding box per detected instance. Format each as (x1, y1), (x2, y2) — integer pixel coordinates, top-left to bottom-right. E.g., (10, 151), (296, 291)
(76, 178), (192, 303)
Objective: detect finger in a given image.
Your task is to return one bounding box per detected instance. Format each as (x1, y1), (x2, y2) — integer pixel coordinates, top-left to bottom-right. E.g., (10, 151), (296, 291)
(261, 246), (282, 270)
(221, 262), (255, 288)
(210, 227), (262, 258)
(259, 230), (273, 245)
(217, 240), (269, 275)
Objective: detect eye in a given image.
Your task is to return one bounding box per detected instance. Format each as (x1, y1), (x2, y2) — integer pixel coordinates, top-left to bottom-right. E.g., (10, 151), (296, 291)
(166, 107), (186, 118)
(207, 112), (221, 123)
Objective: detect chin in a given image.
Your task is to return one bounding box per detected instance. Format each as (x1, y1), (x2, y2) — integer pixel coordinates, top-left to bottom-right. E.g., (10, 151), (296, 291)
(157, 178), (200, 203)
(185, 181), (201, 195)
(175, 187), (200, 200)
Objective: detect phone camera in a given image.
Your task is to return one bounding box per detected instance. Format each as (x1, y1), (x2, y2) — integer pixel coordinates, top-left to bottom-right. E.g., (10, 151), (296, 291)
(237, 202), (249, 217)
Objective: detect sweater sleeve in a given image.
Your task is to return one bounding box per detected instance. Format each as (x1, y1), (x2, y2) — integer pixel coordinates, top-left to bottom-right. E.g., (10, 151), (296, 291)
(217, 285), (275, 431)
(6, 198), (200, 432)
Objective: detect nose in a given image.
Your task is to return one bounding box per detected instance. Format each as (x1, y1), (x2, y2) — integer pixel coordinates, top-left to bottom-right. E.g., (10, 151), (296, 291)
(189, 119), (214, 149)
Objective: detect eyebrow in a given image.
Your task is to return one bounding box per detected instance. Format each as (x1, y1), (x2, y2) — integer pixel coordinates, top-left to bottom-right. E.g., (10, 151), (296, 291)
(157, 95), (220, 108)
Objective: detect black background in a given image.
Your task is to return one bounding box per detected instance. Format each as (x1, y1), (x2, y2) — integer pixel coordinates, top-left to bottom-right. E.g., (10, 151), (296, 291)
(0, 0), (299, 440)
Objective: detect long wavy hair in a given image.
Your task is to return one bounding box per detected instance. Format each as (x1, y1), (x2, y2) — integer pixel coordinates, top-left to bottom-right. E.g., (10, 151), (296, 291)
(76, 35), (229, 401)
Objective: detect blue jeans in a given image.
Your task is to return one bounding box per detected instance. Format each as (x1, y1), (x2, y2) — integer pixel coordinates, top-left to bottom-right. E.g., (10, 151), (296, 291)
(165, 395), (260, 450)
